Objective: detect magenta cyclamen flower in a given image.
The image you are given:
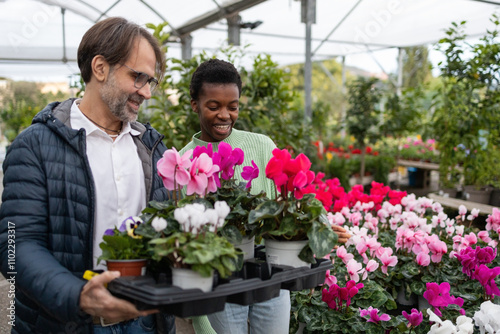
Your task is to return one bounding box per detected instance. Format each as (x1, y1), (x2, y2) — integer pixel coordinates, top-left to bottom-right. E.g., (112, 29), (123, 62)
(423, 282), (464, 316)
(456, 246), (497, 277)
(241, 160), (259, 189)
(359, 306), (391, 324)
(472, 264), (500, 298)
(402, 308), (423, 327)
(455, 246), (477, 277)
(475, 246), (497, 264)
(321, 280), (363, 311)
(193, 143), (213, 158)
(212, 142), (244, 180)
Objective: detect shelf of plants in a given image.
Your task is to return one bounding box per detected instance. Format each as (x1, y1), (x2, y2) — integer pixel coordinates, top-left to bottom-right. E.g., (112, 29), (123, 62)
(107, 252), (332, 318)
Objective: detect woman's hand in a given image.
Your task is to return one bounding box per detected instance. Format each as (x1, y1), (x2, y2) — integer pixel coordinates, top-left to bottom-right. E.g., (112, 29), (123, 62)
(332, 225), (351, 245)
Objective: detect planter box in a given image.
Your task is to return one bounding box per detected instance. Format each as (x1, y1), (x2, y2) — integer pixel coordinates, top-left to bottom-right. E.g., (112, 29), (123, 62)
(107, 254), (332, 318)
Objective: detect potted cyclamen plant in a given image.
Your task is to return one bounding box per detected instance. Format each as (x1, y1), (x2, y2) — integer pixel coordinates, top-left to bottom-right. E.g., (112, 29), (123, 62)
(201, 142), (268, 260)
(248, 148), (339, 268)
(148, 201), (242, 292)
(98, 216), (151, 276)
(135, 146), (244, 291)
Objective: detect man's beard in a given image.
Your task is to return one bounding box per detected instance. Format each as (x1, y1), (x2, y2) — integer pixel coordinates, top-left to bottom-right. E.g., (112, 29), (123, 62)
(100, 72), (144, 123)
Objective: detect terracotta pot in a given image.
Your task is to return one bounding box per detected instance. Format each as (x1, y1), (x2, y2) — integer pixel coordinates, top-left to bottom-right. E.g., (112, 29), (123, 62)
(106, 259), (147, 277)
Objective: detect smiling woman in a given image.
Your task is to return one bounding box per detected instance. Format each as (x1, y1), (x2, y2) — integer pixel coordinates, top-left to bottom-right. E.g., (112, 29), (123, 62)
(193, 83), (240, 142)
(179, 58), (292, 334)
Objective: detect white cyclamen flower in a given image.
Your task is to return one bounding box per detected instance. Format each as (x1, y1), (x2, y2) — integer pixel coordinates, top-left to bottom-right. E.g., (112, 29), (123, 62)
(214, 201), (230, 220)
(151, 217), (167, 232)
(190, 203), (206, 215)
(429, 320), (458, 334)
(204, 208), (219, 232)
(188, 207), (208, 232)
(455, 315), (473, 334)
(474, 300), (500, 334)
(174, 207), (190, 226)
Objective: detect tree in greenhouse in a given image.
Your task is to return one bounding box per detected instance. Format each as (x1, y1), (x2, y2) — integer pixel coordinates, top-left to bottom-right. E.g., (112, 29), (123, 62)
(345, 77), (382, 180)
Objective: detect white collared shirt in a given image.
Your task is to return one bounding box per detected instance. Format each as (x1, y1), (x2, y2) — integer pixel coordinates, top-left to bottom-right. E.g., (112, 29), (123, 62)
(70, 100), (146, 270)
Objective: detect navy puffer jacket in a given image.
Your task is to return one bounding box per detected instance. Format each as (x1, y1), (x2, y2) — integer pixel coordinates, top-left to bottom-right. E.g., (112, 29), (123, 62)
(0, 99), (172, 333)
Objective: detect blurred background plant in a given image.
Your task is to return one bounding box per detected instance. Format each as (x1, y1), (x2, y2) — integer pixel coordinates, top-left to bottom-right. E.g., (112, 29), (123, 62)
(0, 80), (69, 143)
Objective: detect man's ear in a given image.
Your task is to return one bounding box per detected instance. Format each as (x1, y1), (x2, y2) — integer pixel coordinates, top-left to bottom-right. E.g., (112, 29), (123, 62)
(91, 55), (109, 83)
(190, 99), (198, 113)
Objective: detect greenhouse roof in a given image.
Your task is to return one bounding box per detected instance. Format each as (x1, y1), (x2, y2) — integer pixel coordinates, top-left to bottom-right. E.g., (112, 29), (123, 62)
(0, 0), (499, 81)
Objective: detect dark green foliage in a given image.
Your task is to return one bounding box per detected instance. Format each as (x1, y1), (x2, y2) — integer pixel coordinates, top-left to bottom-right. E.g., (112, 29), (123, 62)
(433, 14), (500, 188)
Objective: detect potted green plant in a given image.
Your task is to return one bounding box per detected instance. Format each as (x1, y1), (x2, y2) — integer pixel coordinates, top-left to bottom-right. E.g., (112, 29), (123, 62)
(205, 177), (267, 259)
(134, 146), (247, 290)
(248, 147), (338, 267)
(97, 216), (151, 276)
(146, 201), (242, 292)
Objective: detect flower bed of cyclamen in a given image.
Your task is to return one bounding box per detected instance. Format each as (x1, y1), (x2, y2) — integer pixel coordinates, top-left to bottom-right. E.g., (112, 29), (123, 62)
(291, 178), (500, 334)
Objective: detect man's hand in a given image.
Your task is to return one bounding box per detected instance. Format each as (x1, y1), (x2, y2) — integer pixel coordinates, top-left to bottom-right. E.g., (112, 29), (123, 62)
(80, 271), (158, 323)
(332, 225), (351, 245)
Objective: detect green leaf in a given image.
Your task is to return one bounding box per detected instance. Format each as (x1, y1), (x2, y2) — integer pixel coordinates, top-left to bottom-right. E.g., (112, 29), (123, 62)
(248, 201), (285, 224)
(221, 224), (242, 244)
(307, 220), (337, 258)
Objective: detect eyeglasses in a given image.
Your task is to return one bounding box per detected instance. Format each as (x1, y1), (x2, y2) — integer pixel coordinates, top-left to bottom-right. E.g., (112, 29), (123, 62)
(122, 64), (159, 92)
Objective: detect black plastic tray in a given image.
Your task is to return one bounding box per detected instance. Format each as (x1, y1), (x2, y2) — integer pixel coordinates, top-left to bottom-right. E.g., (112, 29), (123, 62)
(108, 256), (332, 317)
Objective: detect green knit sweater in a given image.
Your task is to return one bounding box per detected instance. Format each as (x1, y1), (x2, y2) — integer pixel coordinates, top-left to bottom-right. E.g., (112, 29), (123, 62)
(180, 128), (277, 334)
(180, 128), (277, 199)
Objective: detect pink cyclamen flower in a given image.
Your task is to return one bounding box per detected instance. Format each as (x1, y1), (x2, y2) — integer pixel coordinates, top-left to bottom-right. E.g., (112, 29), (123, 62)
(186, 153), (220, 196)
(365, 259), (379, 273)
(336, 246), (354, 264)
(416, 251), (431, 266)
(458, 205), (467, 219)
(241, 160), (259, 189)
(467, 208), (480, 221)
(157, 148), (193, 191)
(426, 234), (447, 263)
(346, 259), (363, 282)
(485, 207), (500, 232)
(477, 231), (492, 244)
(359, 306), (391, 324)
(328, 212), (346, 226)
(324, 269), (337, 287)
(402, 308), (423, 327)
(377, 248), (398, 274)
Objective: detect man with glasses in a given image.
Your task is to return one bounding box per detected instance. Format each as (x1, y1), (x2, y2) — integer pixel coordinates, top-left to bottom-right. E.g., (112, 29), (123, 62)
(0, 17), (175, 333)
